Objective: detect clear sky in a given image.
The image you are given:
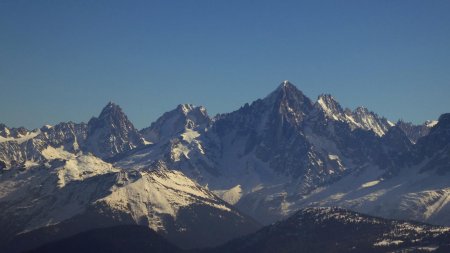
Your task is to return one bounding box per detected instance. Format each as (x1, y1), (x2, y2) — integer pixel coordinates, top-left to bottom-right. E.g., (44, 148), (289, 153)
(1, 0), (449, 129)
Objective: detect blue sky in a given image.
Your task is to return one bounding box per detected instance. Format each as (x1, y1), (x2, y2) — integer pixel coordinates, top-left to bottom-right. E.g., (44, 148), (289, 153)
(1, 0), (449, 129)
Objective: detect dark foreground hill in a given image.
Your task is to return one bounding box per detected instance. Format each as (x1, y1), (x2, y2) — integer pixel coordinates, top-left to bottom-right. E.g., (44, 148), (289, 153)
(26, 225), (182, 253)
(27, 207), (450, 253)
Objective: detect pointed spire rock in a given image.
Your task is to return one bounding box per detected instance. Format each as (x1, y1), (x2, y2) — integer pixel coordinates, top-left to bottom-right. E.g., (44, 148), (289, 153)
(85, 103), (144, 158)
(97, 101), (124, 119)
(263, 81), (314, 122)
(317, 94), (343, 111)
(266, 81), (308, 100)
(274, 80), (297, 93)
(315, 94), (346, 120)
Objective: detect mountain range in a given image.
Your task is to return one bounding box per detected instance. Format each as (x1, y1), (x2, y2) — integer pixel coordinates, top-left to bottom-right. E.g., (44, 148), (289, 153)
(1, 81), (449, 252)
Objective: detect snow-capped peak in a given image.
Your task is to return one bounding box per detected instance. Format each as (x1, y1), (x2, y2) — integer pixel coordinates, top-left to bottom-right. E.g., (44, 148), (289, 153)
(178, 103), (194, 114)
(175, 104), (208, 118)
(141, 104), (210, 143)
(425, 120), (438, 128)
(273, 80), (299, 94)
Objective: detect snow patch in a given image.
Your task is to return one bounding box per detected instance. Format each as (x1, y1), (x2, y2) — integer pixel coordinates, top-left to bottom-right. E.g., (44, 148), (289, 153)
(426, 120), (438, 128)
(361, 180), (381, 188)
(0, 129), (40, 143)
(181, 129), (200, 143)
(214, 185), (243, 205)
(171, 143), (190, 161)
(328, 155), (339, 160)
(42, 146), (75, 160)
(56, 155), (118, 187)
(374, 239), (404, 246)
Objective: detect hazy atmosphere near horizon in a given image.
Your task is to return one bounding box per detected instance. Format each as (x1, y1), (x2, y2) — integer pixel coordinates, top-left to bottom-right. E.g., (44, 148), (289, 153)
(1, 0), (450, 129)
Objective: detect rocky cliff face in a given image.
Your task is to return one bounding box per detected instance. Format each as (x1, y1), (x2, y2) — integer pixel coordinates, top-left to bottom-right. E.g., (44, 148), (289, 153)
(396, 120), (436, 143)
(85, 102), (144, 159)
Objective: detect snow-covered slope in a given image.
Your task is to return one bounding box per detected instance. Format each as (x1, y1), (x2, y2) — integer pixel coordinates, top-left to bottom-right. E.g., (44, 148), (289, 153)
(0, 154), (118, 240)
(0, 155), (259, 252)
(0, 128), (41, 144)
(285, 163), (450, 225)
